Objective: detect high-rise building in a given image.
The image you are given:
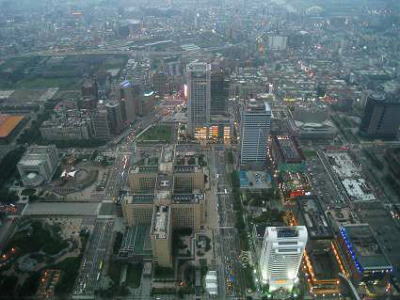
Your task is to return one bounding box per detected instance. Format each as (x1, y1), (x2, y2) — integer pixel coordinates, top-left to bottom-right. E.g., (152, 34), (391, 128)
(259, 226), (308, 292)
(91, 106), (111, 140)
(187, 62), (211, 134)
(118, 80), (140, 124)
(17, 145), (59, 187)
(359, 92), (400, 139)
(81, 78), (98, 109)
(152, 72), (168, 95)
(81, 78), (98, 100)
(140, 91), (157, 116)
(211, 66), (228, 116)
(106, 100), (124, 134)
(240, 99), (271, 168)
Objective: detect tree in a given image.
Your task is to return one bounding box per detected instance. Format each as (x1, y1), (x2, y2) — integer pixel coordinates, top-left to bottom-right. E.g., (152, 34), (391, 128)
(0, 146), (26, 188)
(0, 189), (19, 204)
(18, 272), (41, 298)
(227, 151), (234, 164)
(113, 232), (123, 254)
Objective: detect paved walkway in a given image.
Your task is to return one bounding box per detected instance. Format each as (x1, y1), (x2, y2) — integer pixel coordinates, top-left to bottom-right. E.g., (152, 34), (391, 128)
(23, 202), (100, 216)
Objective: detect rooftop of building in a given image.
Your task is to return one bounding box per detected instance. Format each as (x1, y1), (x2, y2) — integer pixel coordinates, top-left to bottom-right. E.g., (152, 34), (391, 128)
(0, 114), (24, 138)
(296, 196), (333, 240)
(187, 62), (210, 72)
(267, 226), (307, 240)
(325, 152), (376, 202)
(82, 78), (97, 88)
(306, 240), (341, 281)
(291, 107), (335, 130)
(325, 152), (359, 178)
(127, 194), (154, 204)
(153, 206), (169, 239)
(272, 135), (305, 163)
(19, 159), (44, 167)
(19, 145), (57, 165)
(367, 92), (400, 104)
(156, 174), (173, 191)
(341, 178), (376, 202)
(174, 165), (198, 173)
(137, 165), (159, 173)
(41, 109), (91, 128)
(119, 224), (152, 257)
(161, 145), (175, 163)
(120, 80), (132, 88)
(132, 156), (159, 170)
(244, 98), (271, 113)
(340, 224), (392, 271)
(205, 270), (218, 295)
(326, 207), (357, 227)
(276, 227), (301, 238)
(172, 192), (204, 204)
(210, 115), (231, 123)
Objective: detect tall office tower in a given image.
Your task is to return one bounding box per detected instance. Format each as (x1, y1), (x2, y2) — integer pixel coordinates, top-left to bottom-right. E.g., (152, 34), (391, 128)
(91, 105), (111, 140)
(359, 92), (400, 139)
(187, 62), (211, 134)
(152, 71), (168, 95)
(118, 80), (140, 124)
(240, 99), (271, 168)
(259, 226), (308, 292)
(81, 78), (99, 100)
(210, 66), (229, 116)
(81, 78), (99, 109)
(105, 100), (124, 134)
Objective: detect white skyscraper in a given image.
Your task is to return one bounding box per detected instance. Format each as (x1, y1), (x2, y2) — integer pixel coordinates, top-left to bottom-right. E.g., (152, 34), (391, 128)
(240, 98), (271, 167)
(187, 62), (211, 135)
(259, 226), (308, 292)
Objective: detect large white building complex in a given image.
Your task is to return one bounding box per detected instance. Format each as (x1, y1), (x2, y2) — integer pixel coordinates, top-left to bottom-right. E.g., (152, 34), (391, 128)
(259, 226), (308, 292)
(240, 98), (271, 168)
(187, 62), (211, 135)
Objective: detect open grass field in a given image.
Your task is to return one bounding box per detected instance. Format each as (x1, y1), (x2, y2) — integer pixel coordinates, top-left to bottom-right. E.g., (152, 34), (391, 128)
(137, 125), (172, 144)
(0, 54), (128, 90)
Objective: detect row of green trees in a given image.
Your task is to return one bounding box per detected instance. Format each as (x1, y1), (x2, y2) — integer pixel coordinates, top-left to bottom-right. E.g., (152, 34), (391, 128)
(230, 171), (250, 251)
(0, 146), (26, 195)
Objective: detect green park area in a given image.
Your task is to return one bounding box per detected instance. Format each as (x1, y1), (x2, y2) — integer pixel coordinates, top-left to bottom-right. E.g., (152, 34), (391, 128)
(302, 149), (317, 159)
(16, 77), (80, 89)
(0, 219), (86, 298)
(137, 125), (172, 144)
(53, 256), (82, 296)
(0, 54), (128, 90)
(242, 189), (280, 207)
(6, 220), (69, 256)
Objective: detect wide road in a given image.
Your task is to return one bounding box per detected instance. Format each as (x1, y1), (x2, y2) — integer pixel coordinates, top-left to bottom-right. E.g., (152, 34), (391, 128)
(210, 145), (246, 299)
(73, 219), (115, 297)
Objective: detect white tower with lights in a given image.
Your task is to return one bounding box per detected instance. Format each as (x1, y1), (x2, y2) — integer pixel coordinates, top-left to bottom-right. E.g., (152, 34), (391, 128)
(259, 226), (308, 292)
